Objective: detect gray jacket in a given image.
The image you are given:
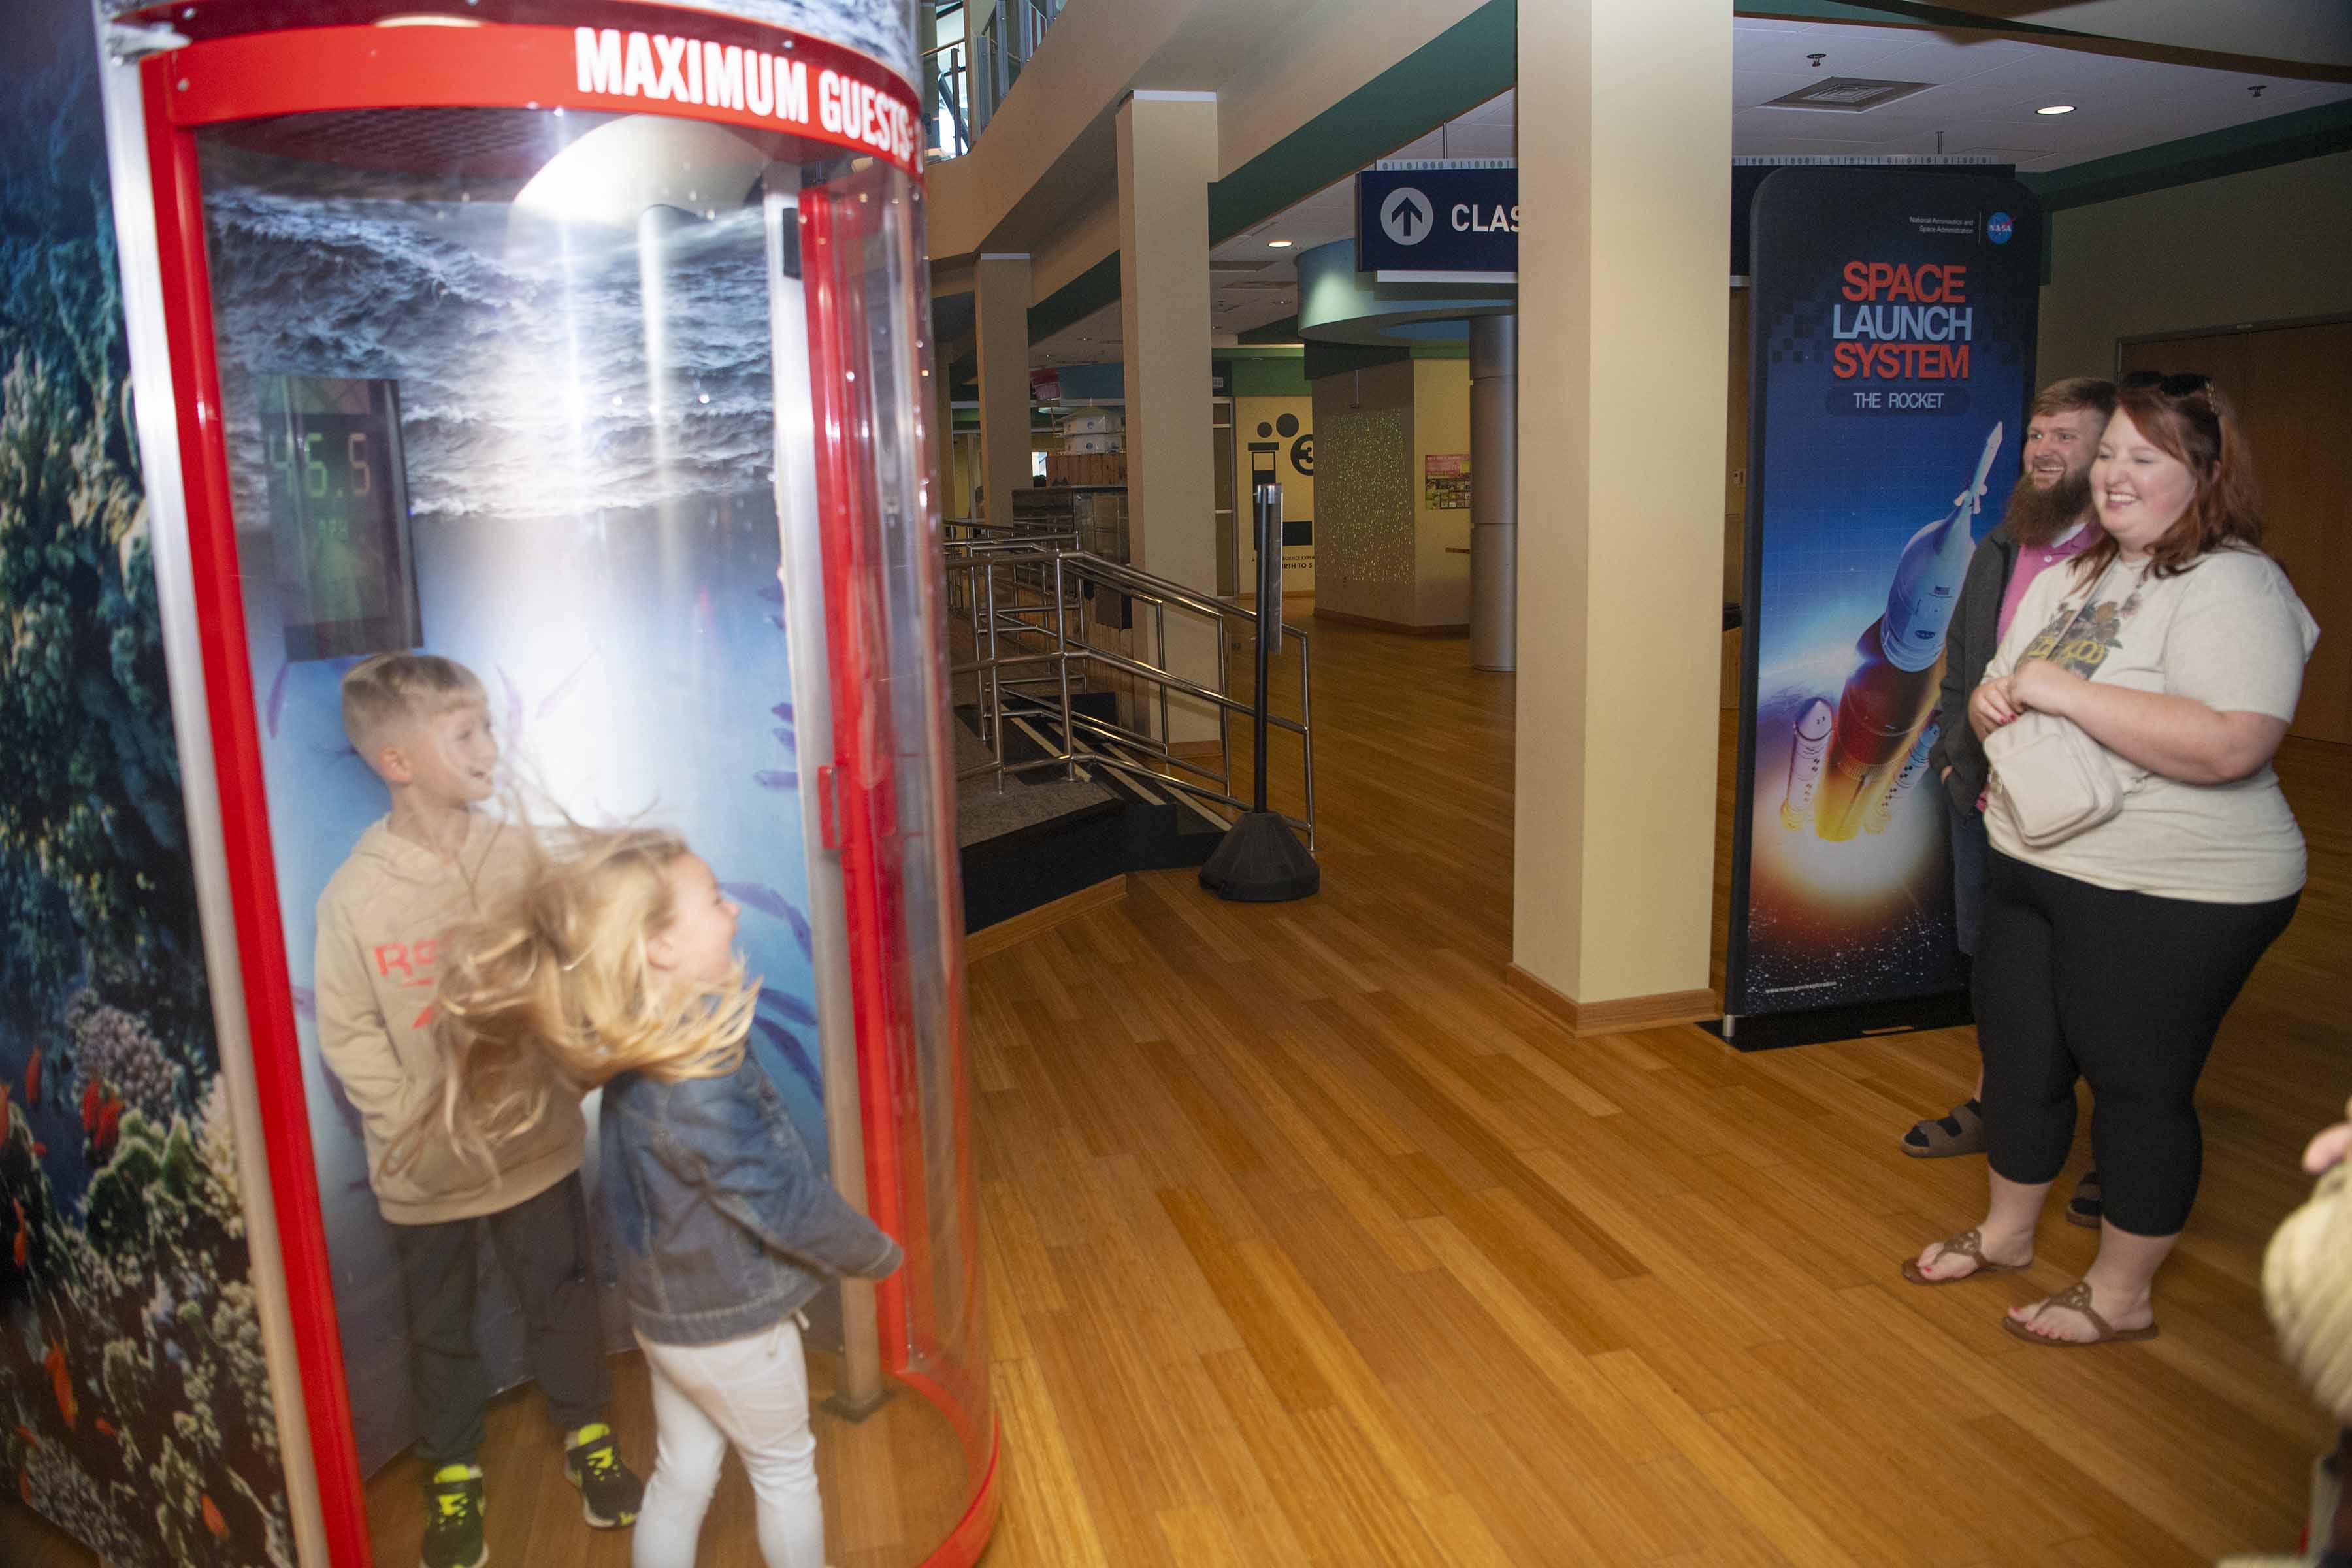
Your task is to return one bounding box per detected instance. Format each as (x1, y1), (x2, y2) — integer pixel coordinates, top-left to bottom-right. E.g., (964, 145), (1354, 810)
(1929, 523), (2019, 816)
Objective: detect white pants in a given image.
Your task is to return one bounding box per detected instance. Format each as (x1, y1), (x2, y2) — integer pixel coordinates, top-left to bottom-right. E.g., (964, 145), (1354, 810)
(633, 1318), (826, 1568)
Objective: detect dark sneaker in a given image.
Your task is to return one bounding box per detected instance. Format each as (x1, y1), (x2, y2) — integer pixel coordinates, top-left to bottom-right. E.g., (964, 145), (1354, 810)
(564, 1423), (643, 1529)
(420, 1462), (487, 1568)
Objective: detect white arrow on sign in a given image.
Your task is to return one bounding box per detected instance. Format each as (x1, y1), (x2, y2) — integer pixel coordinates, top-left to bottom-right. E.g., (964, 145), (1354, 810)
(1380, 187), (1434, 247)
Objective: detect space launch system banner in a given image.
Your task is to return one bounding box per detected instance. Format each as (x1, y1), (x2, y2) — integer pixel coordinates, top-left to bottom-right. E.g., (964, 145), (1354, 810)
(1726, 169), (2040, 1022)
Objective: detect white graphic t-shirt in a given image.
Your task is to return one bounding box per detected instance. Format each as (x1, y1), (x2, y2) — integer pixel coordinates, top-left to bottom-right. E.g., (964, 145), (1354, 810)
(1981, 546), (2319, 902)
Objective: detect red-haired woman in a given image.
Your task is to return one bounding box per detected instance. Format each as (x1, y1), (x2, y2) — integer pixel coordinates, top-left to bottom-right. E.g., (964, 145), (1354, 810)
(1903, 373), (2319, 1345)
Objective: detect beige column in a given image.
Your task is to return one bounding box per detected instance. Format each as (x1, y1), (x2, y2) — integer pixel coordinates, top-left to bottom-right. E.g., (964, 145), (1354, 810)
(1511, 0), (1730, 1028)
(1116, 90), (1220, 739)
(972, 253), (1032, 525)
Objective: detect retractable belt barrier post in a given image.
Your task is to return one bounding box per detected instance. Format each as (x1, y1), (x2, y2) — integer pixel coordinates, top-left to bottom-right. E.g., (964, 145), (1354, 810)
(1200, 483), (1320, 902)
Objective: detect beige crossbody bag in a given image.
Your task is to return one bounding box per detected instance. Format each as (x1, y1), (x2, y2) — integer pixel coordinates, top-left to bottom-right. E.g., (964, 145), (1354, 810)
(1982, 565), (2131, 849)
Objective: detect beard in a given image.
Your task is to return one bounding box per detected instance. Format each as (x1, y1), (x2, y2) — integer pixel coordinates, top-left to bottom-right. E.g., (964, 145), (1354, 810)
(2002, 466), (2094, 547)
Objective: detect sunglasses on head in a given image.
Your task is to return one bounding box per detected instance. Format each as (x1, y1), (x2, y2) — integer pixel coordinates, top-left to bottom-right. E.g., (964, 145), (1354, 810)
(2121, 370), (2216, 408)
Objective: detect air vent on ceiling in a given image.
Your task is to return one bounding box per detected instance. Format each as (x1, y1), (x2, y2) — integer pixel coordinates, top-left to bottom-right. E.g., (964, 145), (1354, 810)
(1211, 258), (1271, 274)
(1761, 77), (1935, 112)
(1218, 279), (1292, 292)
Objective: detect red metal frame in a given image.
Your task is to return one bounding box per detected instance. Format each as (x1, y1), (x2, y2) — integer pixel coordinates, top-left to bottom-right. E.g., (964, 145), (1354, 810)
(139, 58), (376, 1568)
(159, 22), (921, 177)
(800, 163), (994, 1492)
(135, 10), (994, 1566)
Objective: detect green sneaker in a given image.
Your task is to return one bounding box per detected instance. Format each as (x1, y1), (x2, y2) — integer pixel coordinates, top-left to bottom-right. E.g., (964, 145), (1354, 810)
(563, 1423), (644, 1529)
(420, 1462), (487, 1568)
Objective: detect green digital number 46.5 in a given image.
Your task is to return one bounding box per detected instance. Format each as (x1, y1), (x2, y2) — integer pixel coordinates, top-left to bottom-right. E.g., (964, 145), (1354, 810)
(259, 373), (418, 661)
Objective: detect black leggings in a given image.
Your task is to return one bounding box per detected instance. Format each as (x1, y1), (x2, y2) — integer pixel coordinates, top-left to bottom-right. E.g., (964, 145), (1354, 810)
(1977, 849), (2297, 1237)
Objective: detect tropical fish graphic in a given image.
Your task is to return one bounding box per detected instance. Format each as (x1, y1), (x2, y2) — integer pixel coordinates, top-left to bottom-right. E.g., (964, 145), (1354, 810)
(758, 986), (817, 1028)
(721, 883), (815, 956)
(83, 1081), (124, 1166)
(44, 1340), (75, 1429)
(750, 1016), (823, 1104)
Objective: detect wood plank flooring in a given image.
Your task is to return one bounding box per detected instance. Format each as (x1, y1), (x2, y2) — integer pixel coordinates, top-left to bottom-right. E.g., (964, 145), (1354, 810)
(970, 617), (2346, 1568)
(7, 614), (2345, 1567)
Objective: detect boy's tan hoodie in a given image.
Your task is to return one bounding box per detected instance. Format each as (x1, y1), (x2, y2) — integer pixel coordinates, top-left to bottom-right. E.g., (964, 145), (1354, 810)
(314, 812), (584, 1225)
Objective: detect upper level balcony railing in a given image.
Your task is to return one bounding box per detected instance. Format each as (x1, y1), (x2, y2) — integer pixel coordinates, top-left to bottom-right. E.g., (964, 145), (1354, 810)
(923, 0), (1069, 163)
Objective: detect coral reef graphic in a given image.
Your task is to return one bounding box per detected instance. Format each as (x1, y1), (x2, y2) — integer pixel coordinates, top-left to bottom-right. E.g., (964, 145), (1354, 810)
(1, 3), (292, 1563)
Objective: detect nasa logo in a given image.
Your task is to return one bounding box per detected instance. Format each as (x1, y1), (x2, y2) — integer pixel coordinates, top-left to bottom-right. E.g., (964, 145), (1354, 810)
(1986, 211), (2014, 245)
(1380, 187), (1435, 247)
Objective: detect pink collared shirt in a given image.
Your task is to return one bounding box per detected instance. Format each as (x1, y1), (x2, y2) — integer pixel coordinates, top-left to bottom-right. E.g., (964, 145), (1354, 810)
(1997, 517), (2099, 643)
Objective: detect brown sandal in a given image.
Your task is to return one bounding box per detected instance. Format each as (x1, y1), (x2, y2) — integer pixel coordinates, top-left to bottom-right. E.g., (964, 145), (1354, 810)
(2001, 1280), (2159, 1347)
(1901, 1227), (2030, 1286)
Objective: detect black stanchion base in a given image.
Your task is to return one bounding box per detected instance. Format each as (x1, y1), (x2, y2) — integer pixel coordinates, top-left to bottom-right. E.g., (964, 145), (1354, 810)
(1698, 989), (1974, 1053)
(1198, 812), (1320, 902)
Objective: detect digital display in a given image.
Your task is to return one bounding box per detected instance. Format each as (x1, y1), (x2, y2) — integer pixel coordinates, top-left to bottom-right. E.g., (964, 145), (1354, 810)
(259, 375), (421, 661)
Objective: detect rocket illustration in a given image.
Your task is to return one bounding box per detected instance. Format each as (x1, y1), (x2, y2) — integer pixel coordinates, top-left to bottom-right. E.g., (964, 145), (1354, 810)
(1814, 423), (2000, 841)
(1865, 719), (1940, 835)
(1780, 698), (1834, 829)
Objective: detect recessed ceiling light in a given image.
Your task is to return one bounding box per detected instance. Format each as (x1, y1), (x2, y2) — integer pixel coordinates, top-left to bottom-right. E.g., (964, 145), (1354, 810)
(1266, 238), (1294, 248)
(2036, 103), (2076, 116)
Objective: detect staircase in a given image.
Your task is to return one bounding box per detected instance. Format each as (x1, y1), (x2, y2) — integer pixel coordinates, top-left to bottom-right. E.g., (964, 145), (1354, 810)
(943, 538), (1314, 934)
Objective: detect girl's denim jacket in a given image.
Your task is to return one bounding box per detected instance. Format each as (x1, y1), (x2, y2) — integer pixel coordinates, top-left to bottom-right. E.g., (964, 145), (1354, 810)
(601, 1053), (901, 1347)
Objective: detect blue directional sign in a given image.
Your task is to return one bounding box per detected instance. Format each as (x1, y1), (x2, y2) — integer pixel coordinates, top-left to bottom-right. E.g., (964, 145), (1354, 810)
(1354, 165), (1518, 276)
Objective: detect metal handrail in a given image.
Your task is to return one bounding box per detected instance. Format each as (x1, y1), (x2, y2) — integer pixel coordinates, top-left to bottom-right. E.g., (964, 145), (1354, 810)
(941, 544), (1316, 847)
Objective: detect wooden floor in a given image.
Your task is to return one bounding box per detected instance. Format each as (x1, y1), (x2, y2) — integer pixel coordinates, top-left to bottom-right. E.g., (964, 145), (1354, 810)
(967, 617), (2347, 1568)
(7, 615), (2345, 1567)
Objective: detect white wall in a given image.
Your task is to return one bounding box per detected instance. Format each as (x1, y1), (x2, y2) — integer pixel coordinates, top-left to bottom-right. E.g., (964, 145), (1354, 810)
(1235, 394), (1317, 595)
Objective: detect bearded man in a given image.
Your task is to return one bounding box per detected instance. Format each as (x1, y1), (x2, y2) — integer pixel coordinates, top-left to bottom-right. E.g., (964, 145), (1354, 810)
(1901, 378), (2116, 1220)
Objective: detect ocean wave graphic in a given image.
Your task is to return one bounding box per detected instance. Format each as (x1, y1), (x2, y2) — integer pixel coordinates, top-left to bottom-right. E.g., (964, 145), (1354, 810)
(204, 182), (783, 523)
(666, 0), (917, 84)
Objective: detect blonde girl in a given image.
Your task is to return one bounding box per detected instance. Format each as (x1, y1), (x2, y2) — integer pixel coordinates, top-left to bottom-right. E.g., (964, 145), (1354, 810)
(417, 827), (901, 1568)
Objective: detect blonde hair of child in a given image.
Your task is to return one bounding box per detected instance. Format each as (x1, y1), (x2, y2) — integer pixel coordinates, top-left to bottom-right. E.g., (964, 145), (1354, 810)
(341, 653), (486, 757)
(391, 826), (756, 1175)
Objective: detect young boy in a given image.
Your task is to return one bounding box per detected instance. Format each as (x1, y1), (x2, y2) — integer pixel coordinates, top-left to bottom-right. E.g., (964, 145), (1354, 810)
(315, 654), (642, 1568)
